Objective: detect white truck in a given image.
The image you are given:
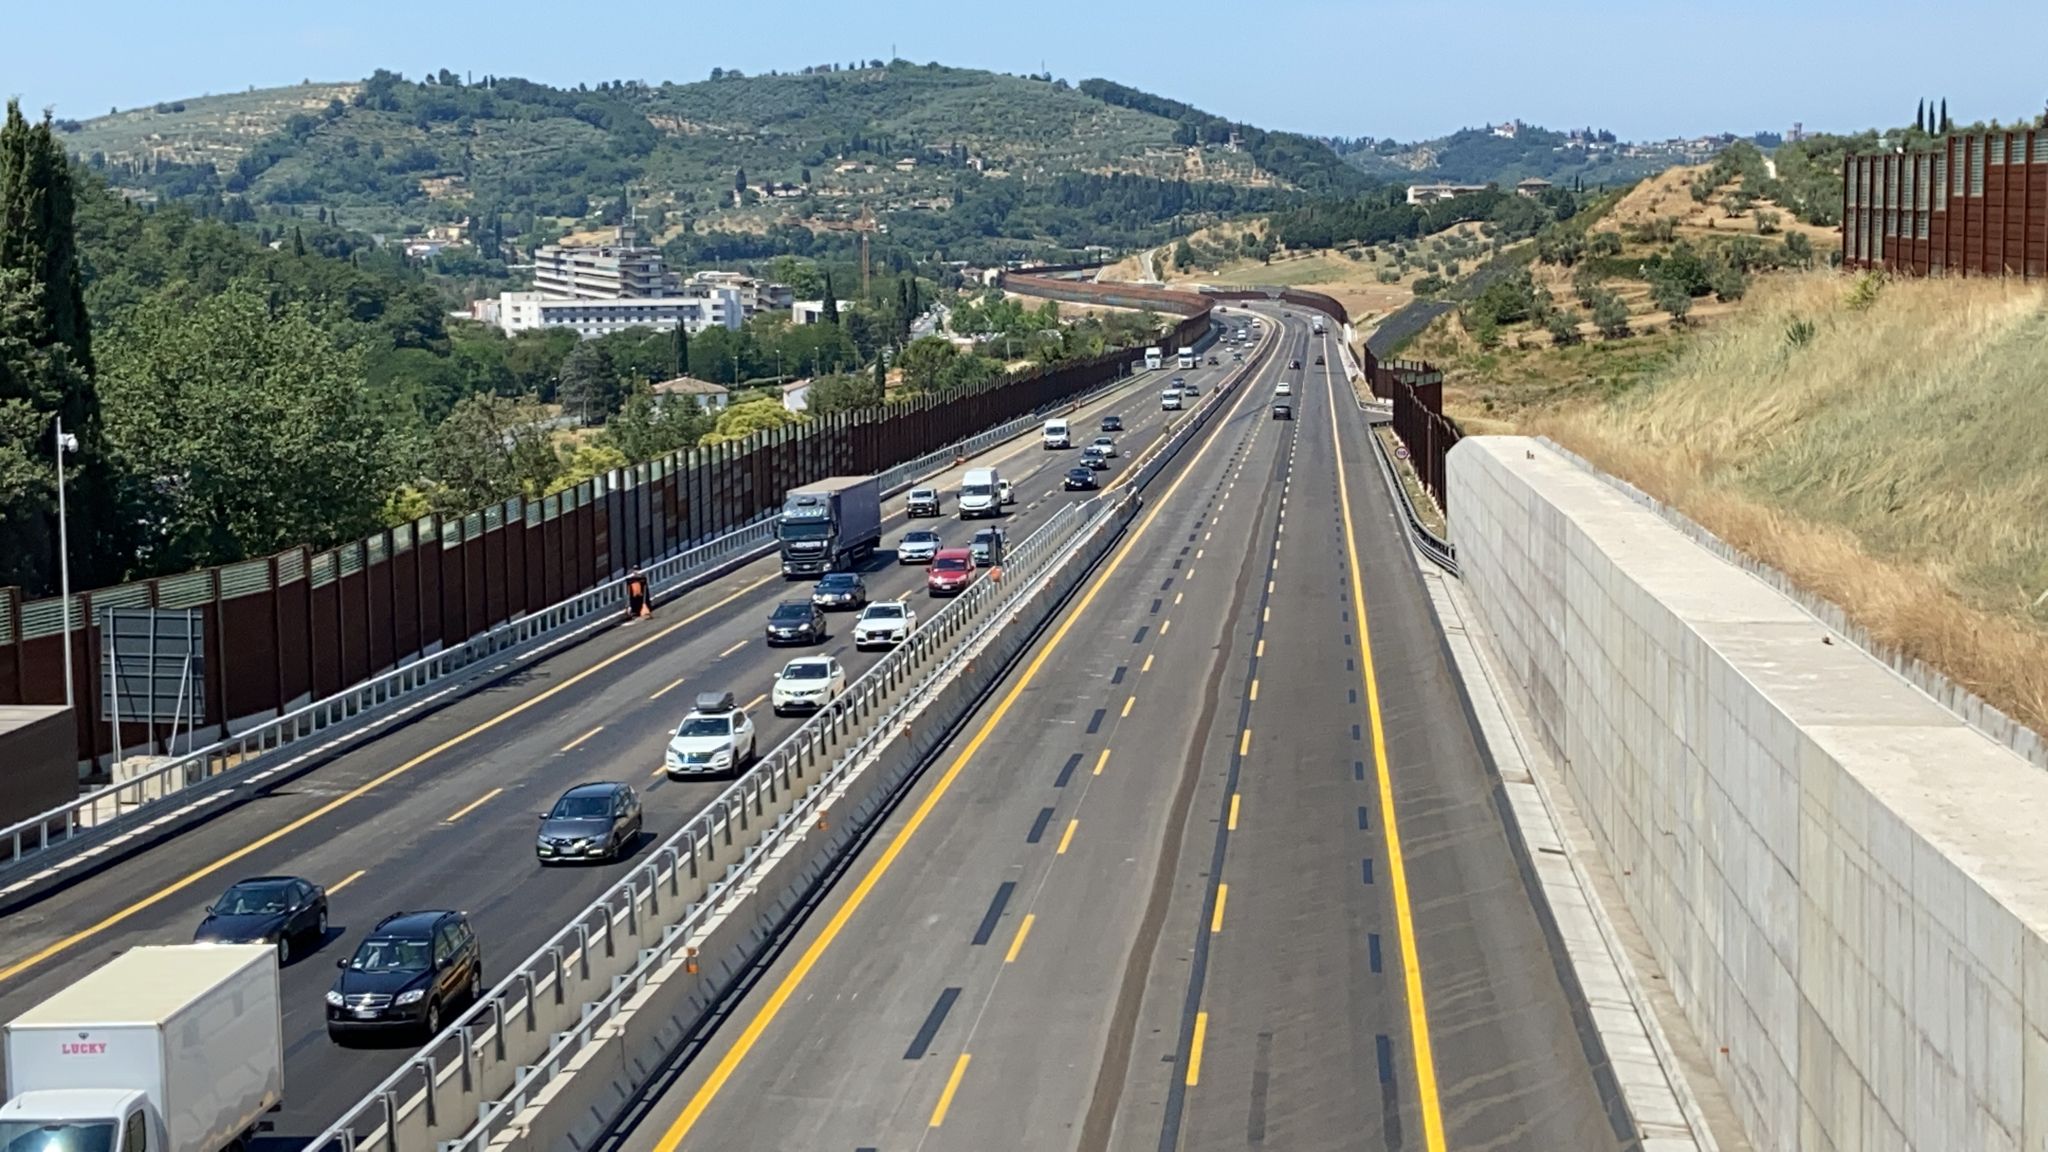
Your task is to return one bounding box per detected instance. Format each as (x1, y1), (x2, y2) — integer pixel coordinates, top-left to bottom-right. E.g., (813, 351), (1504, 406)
(957, 467), (1003, 519)
(1176, 346), (1197, 369)
(1143, 347), (1163, 371)
(2, 944), (283, 1152)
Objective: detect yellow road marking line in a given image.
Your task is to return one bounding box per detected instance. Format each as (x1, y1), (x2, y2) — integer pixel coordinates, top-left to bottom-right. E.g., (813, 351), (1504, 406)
(650, 676), (687, 700)
(929, 1054), (972, 1127)
(560, 725), (603, 753)
(1159, 619), (1171, 634)
(1262, 606), (1270, 623)
(718, 639), (747, 658)
(0, 566), (781, 986)
(1141, 653), (1154, 673)
(1174, 591), (1183, 605)
(744, 693), (767, 712)
(1249, 679), (1259, 701)
(1004, 914), (1035, 963)
(1186, 1012), (1209, 1086)
(1211, 884), (1228, 933)
(645, 370), (1264, 1148)
(1330, 367), (1448, 1151)
(328, 869), (367, 895)
(1268, 580), (1275, 595)
(1094, 749), (1111, 776)
(1196, 548), (1204, 559)
(1256, 639), (1265, 658)
(444, 787), (503, 824)
(1239, 729), (1251, 756)
(1228, 793), (1241, 830)
(1121, 695), (1136, 718)
(1056, 819), (1079, 855)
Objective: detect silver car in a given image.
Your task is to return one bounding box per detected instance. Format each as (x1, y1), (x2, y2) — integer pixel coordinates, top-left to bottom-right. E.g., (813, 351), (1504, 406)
(897, 529), (941, 564)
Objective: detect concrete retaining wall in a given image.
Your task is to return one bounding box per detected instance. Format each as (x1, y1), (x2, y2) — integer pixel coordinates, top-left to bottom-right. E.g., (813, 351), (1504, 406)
(1447, 436), (2048, 1152)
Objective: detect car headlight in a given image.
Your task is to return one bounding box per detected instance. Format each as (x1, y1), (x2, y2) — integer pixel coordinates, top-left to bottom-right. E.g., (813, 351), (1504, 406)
(665, 750), (682, 766)
(711, 750), (733, 766)
(325, 990), (345, 1007)
(395, 989), (426, 1006)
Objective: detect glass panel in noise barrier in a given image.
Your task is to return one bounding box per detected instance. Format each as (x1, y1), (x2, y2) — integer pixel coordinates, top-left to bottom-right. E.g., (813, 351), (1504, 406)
(1971, 143), (1985, 195)
(463, 512), (483, 541)
(441, 518), (461, 547)
(392, 523), (413, 552)
(1953, 144), (1967, 196)
(19, 596), (75, 640)
(367, 534), (388, 565)
(310, 551), (337, 588)
(1991, 136), (2006, 165)
(0, 590), (12, 645)
(275, 549), (306, 584)
(1934, 155), (1948, 208)
(161, 572), (221, 609)
(90, 582), (153, 626)
(484, 504), (503, 531)
(218, 559), (270, 598)
(338, 543), (364, 576)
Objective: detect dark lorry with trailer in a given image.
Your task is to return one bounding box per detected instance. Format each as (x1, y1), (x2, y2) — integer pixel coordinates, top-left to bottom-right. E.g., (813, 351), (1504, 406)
(777, 475), (883, 578)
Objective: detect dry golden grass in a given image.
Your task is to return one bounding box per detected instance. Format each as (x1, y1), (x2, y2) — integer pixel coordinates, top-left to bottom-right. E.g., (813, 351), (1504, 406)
(1533, 271), (2048, 733)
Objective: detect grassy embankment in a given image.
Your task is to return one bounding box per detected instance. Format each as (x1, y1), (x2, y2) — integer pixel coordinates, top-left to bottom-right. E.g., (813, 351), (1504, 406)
(1533, 271), (2048, 735)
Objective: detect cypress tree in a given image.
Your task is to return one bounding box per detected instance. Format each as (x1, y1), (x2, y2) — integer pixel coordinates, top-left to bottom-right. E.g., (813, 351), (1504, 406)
(821, 271), (839, 325)
(873, 349), (886, 392)
(1916, 99), (1925, 133)
(1940, 99), (1949, 133)
(671, 320), (688, 377)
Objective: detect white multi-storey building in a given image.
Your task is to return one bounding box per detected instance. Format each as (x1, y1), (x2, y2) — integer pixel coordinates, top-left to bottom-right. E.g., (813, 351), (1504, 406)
(531, 243), (680, 299)
(496, 288), (743, 339)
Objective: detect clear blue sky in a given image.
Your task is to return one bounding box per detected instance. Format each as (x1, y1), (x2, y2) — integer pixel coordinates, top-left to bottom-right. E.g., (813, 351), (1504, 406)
(14, 0), (2048, 142)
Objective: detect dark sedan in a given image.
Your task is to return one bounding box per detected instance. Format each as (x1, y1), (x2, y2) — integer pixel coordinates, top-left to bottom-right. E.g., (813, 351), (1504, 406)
(1100, 414), (1124, 433)
(194, 876), (328, 963)
(765, 600), (828, 645)
(535, 782), (643, 864)
(811, 572), (869, 610)
(1064, 466), (1098, 491)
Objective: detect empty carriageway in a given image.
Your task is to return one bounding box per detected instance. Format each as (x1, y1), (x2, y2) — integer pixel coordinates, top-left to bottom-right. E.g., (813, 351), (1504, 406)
(596, 306), (1638, 1152)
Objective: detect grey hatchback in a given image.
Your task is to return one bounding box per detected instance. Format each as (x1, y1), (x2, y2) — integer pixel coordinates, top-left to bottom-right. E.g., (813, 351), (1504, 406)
(536, 782), (644, 864)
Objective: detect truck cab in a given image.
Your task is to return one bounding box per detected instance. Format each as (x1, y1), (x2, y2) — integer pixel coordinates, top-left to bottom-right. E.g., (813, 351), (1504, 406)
(0, 1088), (164, 1152)
(777, 476), (882, 578)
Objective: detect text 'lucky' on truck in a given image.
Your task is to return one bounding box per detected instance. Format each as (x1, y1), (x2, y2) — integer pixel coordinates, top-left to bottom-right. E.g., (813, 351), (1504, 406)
(776, 476), (884, 578)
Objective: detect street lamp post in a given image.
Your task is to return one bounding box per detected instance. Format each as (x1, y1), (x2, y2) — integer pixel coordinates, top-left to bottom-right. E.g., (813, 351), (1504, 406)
(54, 417), (79, 710)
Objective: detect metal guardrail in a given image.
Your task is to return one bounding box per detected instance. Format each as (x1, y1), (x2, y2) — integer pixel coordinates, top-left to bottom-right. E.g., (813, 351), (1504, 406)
(0, 366), (1148, 897)
(302, 318), (1271, 1152)
(1362, 407), (1458, 575)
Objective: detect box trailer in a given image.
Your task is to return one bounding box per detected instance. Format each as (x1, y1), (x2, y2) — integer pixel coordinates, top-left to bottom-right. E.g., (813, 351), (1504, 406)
(2, 944), (283, 1152)
(777, 475), (883, 578)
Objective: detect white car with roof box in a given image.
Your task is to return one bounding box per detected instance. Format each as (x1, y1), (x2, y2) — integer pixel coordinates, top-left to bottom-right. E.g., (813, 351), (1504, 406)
(664, 692), (757, 777)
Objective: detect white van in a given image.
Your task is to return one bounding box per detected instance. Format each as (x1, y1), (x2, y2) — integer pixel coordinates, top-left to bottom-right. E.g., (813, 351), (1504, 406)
(1042, 418), (1071, 449)
(958, 467), (1002, 519)
(1161, 389), (1184, 411)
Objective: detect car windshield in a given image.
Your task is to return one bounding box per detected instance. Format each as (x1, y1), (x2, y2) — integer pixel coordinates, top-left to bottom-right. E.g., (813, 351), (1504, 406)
(818, 575), (858, 589)
(549, 794), (613, 819)
(772, 604), (812, 622)
(1070, 469), (1091, 478)
(911, 489), (935, 499)
(962, 484), (992, 497)
(934, 557), (969, 572)
(0, 1121), (116, 1152)
(676, 715), (732, 738)
(783, 662), (832, 681)
(905, 531), (938, 544)
(349, 935), (430, 972)
(780, 521), (832, 540)
(864, 604), (904, 619)
(216, 881), (294, 915)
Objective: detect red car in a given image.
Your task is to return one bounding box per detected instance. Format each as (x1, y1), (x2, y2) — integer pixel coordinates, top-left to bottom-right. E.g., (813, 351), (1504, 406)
(926, 548), (977, 596)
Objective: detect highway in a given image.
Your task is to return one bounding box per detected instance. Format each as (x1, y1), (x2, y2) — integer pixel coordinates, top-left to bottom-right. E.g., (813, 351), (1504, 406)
(0, 341), (1249, 1141)
(600, 308), (1633, 1151)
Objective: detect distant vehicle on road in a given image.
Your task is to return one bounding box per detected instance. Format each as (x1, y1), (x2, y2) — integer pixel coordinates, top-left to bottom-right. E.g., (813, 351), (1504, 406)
(193, 876), (328, 963)
(1161, 389), (1184, 411)
(927, 548), (976, 596)
(665, 692), (756, 778)
(1177, 346), (1197, 369)
(1273, 401), (1293, 421)
(958, 467), (1003, 519)
(1207, 355), (1219, 366)
(810, 571), (868, 611)
(1042, 418), (1071, 449)
(905, 486), (942, 517)
(1081, 445), (1110, 471)
(1275, 380), (1294, 397)
(999, 477), (1016, 506)
(897, 528), (941, 564)
(327, 910), (482, 1043)
(535, 782), (642, 864)
(1100, 414), (1124, 433)
(1091, 435), (1119, 458)
(970, 526), (1008, 567)
(1064, 466), (1098, 491)
(765, 600), (828, 645)
(1314, 353), (1325, 365)
(854, 601), (917, 650)
(772, 656), (845, 716)
(1288, 358), (1301, 370)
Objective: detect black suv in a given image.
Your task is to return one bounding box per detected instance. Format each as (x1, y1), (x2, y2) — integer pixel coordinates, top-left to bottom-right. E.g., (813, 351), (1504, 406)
(766, 600), (828, 645)
(327, 910), (482, 1043)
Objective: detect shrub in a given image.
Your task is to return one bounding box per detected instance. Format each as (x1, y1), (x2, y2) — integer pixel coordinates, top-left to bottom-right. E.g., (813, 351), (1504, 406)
(1591, 290), (1631, 339)
(1545, 308), (1582, 346)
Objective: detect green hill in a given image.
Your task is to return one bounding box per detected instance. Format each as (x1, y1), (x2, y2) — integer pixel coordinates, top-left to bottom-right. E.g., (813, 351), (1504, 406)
(1333, 125), (1702, 189)
(59, 63), (1359, 265)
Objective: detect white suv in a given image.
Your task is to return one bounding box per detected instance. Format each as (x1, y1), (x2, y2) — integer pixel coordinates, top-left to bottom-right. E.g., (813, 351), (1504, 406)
(664, 693), (757, 778)
(772, 657), (845, 716)
(853, 601), (917, 650)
